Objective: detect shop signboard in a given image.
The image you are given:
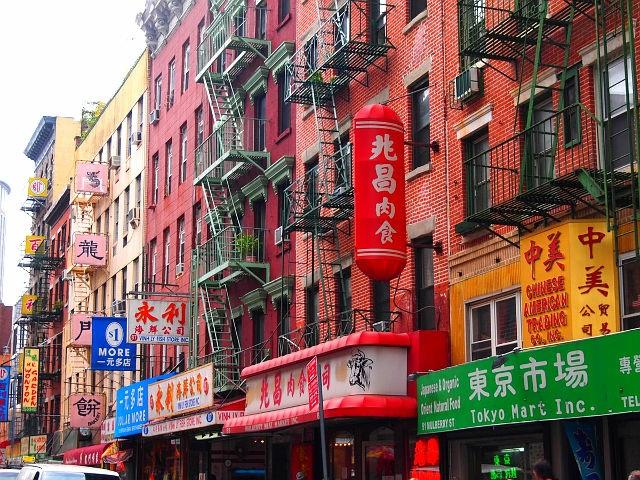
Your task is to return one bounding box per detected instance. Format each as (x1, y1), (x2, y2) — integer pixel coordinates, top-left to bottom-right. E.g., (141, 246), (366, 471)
(70, 313), (92, 346)
(0, 367), (10, 421)
(21, 348), (39, 413)
(142, 410), (243, 437)
(520, 220), (618, 347)
(100, 416), (115, 443)
(148, 364), (213, 420)
(417, 329), (640, 435)
(91, 317), (135, 371)
(27, 177), (48, 198)
(114, 373), (173, 438)
(24, 236), (45, 255)
(126, 299), (189, 344)
(245, 346), (407, 415)
(21, 295), (38, 316)
(75, 162), (108, 196)
(306, 357), (319, 411)
(28, 435), (47, 455)
(70, 393), (106, 428)
(20, 438), (29, 456)
(72, 233), (107, 267)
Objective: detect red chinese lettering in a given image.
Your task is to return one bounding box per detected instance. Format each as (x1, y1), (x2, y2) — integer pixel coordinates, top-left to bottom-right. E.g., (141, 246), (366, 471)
(578, 226), (606, 259)
(598, 304), (609, 316)
(524, 240), (543, 279)
(260, 376), (270, 409)
(580, 305), (595, 317)
(149, 325), (158, 334)
(162, 326), (172, 335)
(599, 322), (611, 335)
(322, 363), (330, 390)
(135, 301), (158, 324)
(543, 232), (565, 272)
(298, 369), (306, 397)
(134, 325), (143, 334)
(287, 372), (295, 397)
(273, 372), (282, 407)
(578, 266), (609, 297)
(176, 326), (184, 335)
(162, 302), (184, 324)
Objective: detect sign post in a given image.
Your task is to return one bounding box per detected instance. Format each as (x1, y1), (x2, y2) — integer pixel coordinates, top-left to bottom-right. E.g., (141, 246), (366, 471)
(307, 357), (328, 480)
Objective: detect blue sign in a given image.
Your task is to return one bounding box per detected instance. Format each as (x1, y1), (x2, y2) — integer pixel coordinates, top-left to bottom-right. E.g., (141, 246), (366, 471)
(91, 316), (136, 371)
(0, 367), (10, 422)
(114, 373), (173, 438)
(564, 420), (604, 480)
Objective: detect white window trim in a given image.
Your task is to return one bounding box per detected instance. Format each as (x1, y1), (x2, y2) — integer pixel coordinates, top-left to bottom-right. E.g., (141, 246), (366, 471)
(465, 289), (522, 361)
(619, 251), (640, 329)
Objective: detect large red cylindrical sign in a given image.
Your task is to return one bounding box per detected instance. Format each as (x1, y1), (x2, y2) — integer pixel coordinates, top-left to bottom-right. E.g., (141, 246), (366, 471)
(354, 104), (407, 280)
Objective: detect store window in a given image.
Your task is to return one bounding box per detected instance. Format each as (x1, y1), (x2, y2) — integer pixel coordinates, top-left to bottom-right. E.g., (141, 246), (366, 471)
(331, 431), (355, 480)
(363, 427), (395, 480)
(620, 256), (640, 330)
(141, 437), (183, 480)
(468, 292), (520, 360)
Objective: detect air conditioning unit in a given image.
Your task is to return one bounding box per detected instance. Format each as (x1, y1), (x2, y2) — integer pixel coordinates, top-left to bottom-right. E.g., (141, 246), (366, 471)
(274, 226), (286, 246)
(176, 262), (184, 275)
(149, 109), (160, 125)
(131, 131), (143, 145)
(62, 272), (74, 282)
(109, 155), (121, 169)
(454, 67), (482, 102)
(112, 300), (126, 315)
(127, 207), (141, 227)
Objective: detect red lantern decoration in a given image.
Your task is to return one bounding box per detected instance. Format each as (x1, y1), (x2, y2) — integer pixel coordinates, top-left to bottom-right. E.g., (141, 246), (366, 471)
(354, 104), (407, 280)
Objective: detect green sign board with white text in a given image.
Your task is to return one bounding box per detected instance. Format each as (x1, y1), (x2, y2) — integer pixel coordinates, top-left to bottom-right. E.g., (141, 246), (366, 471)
(418, 329), (640, 435)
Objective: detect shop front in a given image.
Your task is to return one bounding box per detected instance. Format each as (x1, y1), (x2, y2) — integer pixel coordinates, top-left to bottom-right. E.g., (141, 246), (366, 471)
(224, 331), (449, 480)
(417, 329), (640, 480)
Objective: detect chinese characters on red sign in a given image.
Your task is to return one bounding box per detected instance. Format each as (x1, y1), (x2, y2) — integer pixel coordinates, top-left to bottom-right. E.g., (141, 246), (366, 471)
(306, 357), (319, 411)
(126, 299), (190, 344)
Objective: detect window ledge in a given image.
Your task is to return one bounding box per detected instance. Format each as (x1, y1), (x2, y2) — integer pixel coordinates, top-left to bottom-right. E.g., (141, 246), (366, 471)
(406, 163), (431, 181)
(403, 10), (428, 35)
(275, 127), (292, 144)
(276, 13), (291, 31)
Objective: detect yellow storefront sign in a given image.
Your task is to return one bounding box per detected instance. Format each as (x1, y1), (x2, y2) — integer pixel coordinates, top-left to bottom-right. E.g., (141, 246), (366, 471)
(21, 295), (38, 316)
(22, 455), (35, 463)
(24, 236), (45, 255)
(27, 177), (48, 198)
(520, 220), (618, 347)
(21, 348), (40, 413)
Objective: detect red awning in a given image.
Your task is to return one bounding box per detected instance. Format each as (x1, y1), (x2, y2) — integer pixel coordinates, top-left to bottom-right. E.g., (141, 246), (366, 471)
(241, 332), (411, 378)
(223, 395), (416, 434)
(63, 444), (107, 466)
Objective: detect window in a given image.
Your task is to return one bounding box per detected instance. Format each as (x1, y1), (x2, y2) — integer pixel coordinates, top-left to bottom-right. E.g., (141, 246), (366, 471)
(334, 134), (352, 191)
(305, 158), (319, 211)
(133, 257), (140, 292)
(601, 56), (635, 170)
(254, 94), (266, 151)
(116, 126), (122, 157)
(563, 69), (581, 147)
(193, 202), (202, 245)
(415, 246), (435, 329)
(336, 267), (352, 335)
(276, 182), (288, 227)
(150, 239), (158, 287)
(152, 153), (159, 205)
(372, 280), (391, 331)
(304, 36), (318, 73)
(163, 228), (171, 284)
(252, 310), (265, 347)
(182, 41), (190, 92)
(135, 174), (142, 209)
(195, 106), (205, 146)
(123, 187), (130, 223)
(620, 257), (640, 330)
(277, 299), (292, 355)
(180, 123), (188, 183)
(334, 5), (350, 49)
(154, 75), (163, 112)
(278, 72), (291, 133)
(411, 78), (430, 168)
(126, 112), (133, 158)
(256, 5), (267, 39)
(106, 138), (112, 161)
(96, 214), (102, 234)
(121, 266), (128, 301)
(279, 0), (290, 22)
(114, 198), (120, 248)
(177, 216), (186, 268)
(306, 286), (319, 347)
(527, 96), (555, 187)
(168, 58), (176, 107)
(104, 207), (110, 236)
(198, 19), (206, 46)
(465, 131), (490, 214)
(409, 0), (426, 20)
(468, 293), (520, 360)
(165, 140), (173, 195)
(372, 0), (387, 45)
(137, 96), (144, 132)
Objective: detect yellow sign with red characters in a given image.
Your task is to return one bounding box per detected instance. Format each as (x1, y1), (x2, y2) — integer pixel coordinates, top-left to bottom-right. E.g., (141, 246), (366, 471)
(21, 295), (38, 316)
(24, 236), (45, 255)
(27, 177), (48, 198)
(520, 220), (618, 347)
(21, 348), (40, 413)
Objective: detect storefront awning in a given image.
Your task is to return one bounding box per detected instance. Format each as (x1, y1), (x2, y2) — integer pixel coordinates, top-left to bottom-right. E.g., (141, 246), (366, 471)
(223, 395), (416, 434)
(63, 443), (107, 466)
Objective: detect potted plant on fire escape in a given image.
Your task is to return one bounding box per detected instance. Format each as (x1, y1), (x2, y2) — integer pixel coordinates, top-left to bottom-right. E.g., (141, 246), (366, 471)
(236, 233), (260, 262)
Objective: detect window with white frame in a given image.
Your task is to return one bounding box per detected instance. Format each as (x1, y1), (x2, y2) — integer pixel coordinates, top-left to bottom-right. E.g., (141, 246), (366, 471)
(620, 255), (640, 330)
(154, 75), (162, 112)
(168, 59), (176, 108)
(182, 41), (190, 92)
(180, 123), (188, 183)
(468, 292), (520, 360)
(177, 216), (185, 269)
(150, 239), (158, 286)
(163, 229), (170, 284)
(165, 140), (173, 195)
(152, 153), (159, 204)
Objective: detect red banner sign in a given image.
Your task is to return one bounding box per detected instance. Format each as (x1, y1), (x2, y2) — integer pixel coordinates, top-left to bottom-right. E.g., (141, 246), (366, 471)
(306, 357), (319, 411)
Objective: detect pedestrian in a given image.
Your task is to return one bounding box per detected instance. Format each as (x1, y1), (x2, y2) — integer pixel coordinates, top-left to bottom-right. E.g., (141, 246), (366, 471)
(533, 460), (557, 480)
(628, 470), (640, 480)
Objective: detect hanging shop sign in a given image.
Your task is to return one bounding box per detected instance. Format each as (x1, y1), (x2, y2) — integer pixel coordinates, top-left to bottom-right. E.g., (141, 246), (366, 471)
(417, 329), (640, 435)
(27, 177), (48, 198)
(70, 393), (106, 428)
(520, 220), (618, 347)
(72, 233), (107, 267)
(0, 367), (10, 421)
(20, 438), (29, 456)
(21, 348), (39, 413)
(101, 416), (115, 443)
(142, 410), (243, 437)
(564, 420), (604, 480)
(353, 103), (407, 281)
(91, 317), (135, 371)
(28, 435), (47, 456)
(126, 299), (189, 344)
(245, 345), (407, 416)
(148, 364), (214, 421)
(24, 236), (45, 255)
(70, 313), (92, 346)
(114, 373), (174, 438)
(21, 295), (38, 316)
(75, 162), (108, 196)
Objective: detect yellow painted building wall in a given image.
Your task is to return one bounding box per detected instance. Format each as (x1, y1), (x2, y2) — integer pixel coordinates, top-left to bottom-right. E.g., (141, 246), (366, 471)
(51, 117), (80, 204)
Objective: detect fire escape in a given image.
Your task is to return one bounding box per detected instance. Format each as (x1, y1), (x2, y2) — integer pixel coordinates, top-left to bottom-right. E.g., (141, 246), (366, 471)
(280, 0), (397, 352)
(454, 0), (640, 260)
(194, 0), (272, 393)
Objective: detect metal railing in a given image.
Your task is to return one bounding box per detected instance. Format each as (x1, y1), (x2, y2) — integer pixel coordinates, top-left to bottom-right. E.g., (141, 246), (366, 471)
(195, 226), (267, 278)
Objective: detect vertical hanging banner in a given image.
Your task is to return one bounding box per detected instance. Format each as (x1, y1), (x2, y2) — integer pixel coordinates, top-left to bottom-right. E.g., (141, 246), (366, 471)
(306, 357), (319, 411)
(70, 313), (92, 346)
(24, 236), (45, 255)
(73, 233), (107, 267)
(75, 162), (108, 196)
(27, 177), (48, 198)
(21, 295), (38, 316)
(0, 367), (10, 422)
(564, 420), (604, 480)
(69, 393), (106, 428)
(91, 317), (136, 371)
(126, 299), (190, 344)
(354, 104), (407, 281)
(22, 348), (40, 413)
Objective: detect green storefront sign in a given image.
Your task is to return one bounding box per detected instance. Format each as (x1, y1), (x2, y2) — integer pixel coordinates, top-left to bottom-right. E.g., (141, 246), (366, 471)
(418, 329), (640, 435)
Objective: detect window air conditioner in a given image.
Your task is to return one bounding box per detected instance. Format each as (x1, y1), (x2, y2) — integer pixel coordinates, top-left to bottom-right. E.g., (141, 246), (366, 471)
(109, 156), (121, 169)
(149, 109), (160, 125)
(454, 67), (482, 102)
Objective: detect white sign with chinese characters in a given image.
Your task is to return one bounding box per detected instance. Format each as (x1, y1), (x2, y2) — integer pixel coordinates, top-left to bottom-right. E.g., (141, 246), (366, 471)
(126, 299), (190, 344)
(148, 364), (214, 420)
(245, 346), (407, 415)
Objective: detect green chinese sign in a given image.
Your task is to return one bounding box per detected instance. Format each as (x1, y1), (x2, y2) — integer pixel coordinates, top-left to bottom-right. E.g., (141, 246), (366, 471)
(418, 329), (640, 435)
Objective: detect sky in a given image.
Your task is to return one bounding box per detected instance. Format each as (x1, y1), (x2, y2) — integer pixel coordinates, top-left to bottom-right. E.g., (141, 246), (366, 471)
(0, 1), (146, 306)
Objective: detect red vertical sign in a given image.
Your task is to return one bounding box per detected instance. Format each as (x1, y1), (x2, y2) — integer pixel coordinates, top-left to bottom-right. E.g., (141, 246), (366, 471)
(306, 357), (319, 411)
